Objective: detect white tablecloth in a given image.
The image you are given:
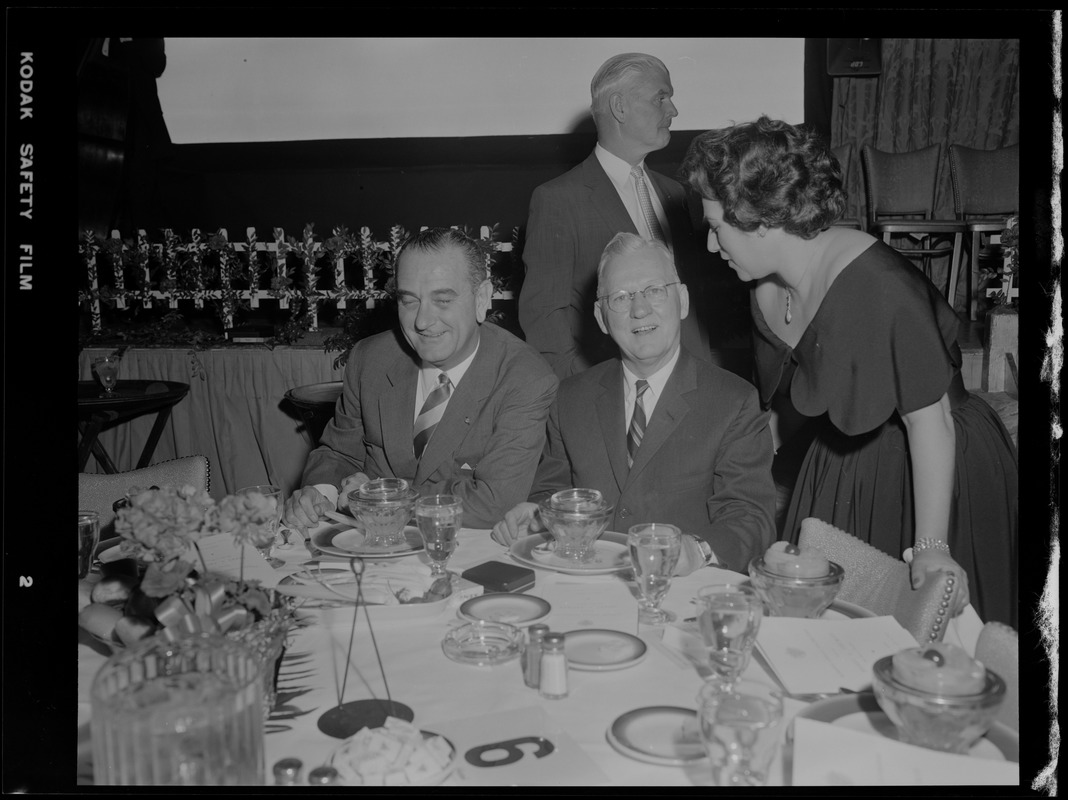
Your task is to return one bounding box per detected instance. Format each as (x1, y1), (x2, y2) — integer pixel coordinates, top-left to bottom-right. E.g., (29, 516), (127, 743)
(76, 528), (993, 787)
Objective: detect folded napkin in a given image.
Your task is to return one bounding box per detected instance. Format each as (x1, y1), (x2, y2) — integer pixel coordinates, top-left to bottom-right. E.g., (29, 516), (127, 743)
(791, 717), (1019, 785)
(283, 561), (435, 605)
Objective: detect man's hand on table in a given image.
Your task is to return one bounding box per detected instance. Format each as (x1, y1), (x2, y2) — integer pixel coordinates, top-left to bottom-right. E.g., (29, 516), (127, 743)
(283, 487), (335, 534)
(675, 534), (711, 577)
(491, 502), (544, 546)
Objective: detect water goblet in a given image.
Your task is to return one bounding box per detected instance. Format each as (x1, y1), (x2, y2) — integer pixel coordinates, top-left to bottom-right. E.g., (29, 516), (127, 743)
(696, 679), (784, 787)
(627, 523), (682, 625)
(415, 494), (463, 580)
(237, 484), (283, 561)
(92, 355), (121, 396)
(694, 583), (765, 688)
(79, 511), (101, 578)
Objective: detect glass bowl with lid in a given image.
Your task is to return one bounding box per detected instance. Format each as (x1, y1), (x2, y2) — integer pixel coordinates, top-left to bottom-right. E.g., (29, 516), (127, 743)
(347, 478), (419, 549)
(537, 489), (613, 563)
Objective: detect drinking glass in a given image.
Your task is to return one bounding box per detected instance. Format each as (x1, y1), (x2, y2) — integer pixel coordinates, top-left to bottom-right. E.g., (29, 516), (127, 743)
(237, 484), (283, 559)
(78, 511), (100, 578)
(696, 679), (783, 787)
(627, 523), (682, 625)
(415, 494), (463, 578)
(91, 633), (265, 785)
(694, 583), (764, 688)
(92, 355), (121, 396)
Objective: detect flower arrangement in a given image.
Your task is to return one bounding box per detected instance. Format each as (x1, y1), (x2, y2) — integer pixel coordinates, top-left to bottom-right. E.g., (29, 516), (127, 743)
(97, 484), (299, 713)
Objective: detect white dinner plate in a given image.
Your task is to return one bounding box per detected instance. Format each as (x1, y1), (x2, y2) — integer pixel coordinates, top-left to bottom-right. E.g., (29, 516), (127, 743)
(792, 693), (1019, 762)
(510, 532), (631, 576)
(606, 706), (707, 766)
(459, 594), (551, 626)
(310, 522), (424, 559)
(819, 599), (877, 620)
(565, 629), (647, 671)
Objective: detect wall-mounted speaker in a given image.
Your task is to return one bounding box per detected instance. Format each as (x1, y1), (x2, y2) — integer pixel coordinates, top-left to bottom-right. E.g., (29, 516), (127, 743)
(826, 38), (882, 76)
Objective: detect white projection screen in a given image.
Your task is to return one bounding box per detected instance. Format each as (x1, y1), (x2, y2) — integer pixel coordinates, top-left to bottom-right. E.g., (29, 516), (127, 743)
(158, 38), (806, 144)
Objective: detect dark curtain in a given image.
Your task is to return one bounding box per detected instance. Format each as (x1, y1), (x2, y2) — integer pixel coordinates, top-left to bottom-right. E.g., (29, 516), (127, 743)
(831, 39), (1020, 226)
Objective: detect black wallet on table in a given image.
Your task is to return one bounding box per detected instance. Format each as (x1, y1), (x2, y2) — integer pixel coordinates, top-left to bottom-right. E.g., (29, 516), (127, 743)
(460, 561), (536, 593)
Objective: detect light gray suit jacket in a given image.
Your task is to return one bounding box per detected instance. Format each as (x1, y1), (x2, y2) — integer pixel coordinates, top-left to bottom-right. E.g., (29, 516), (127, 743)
(518, 151), (713, 379)
(303, 323), (558, 528)
(530, 347), (776, 572)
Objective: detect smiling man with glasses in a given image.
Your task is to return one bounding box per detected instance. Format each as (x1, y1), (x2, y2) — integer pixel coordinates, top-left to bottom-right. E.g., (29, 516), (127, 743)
(494, 233), (776, 574)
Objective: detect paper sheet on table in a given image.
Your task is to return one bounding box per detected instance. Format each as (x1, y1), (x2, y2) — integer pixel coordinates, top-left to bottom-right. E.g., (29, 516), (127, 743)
(791, 717), (1019, 786)
(195, 532), (281, 587)
(757, 616), (918, 695)
(424, 706), (611, 785)
(539, 577), (637, 632)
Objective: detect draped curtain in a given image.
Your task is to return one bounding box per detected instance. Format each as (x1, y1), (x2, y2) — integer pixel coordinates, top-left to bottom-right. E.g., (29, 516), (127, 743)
(831, 39), (1021, 226)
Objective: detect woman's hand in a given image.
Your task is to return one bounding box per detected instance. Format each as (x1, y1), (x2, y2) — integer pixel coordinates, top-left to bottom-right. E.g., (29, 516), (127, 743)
(908, 548), (971, 617)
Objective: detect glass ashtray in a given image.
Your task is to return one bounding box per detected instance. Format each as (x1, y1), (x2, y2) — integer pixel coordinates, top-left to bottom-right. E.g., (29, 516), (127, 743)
(441, 620), (524, 666)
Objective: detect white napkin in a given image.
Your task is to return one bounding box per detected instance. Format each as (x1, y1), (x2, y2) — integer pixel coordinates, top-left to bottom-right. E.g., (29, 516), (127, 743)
(791, 717), (1019, 785)
(285, 561), (435, 605)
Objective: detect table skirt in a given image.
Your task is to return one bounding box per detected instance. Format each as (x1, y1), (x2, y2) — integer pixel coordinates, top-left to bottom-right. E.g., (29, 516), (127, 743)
(78, 347), (345, 499)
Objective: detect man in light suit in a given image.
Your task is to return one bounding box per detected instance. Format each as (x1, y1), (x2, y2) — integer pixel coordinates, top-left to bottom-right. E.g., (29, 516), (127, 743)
(284, 228), (558, 531)
(495, 234), (775, 573)
(518, 52), (715, 379)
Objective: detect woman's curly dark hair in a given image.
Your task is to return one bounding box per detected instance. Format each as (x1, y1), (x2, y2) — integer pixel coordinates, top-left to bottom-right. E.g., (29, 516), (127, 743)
(680, 116), (847, 240)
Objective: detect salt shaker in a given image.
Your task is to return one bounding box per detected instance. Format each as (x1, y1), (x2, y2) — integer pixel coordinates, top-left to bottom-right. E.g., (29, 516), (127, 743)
(308, 765), (340, 785)
(523, 623), (550, 689)
(539, 632), (568, 699)
(272, 757), (303, 786)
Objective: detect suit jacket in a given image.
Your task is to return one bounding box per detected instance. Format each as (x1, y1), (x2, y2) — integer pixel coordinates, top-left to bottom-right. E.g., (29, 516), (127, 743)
(518, 150), (714, 379)
(303, 323), (558, 529)
(530, 347), (776, 572)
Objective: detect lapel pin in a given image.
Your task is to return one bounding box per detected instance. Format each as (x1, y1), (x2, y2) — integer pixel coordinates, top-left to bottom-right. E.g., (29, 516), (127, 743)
(464, 416), (471, 424)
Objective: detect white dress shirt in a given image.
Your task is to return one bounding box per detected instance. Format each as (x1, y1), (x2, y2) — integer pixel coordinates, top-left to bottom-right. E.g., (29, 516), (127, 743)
(595, 143), (674, 250)
(414, 339), (480, 423)
(621, 345), (681, 430)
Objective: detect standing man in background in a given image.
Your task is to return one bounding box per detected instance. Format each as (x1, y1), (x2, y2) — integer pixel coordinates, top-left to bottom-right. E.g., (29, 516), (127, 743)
(518, 52), (716, 379)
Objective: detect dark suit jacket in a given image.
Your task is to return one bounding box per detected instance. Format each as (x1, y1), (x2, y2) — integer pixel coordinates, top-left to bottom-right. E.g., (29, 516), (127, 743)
(518, 150), (713, 379)
(530, 347), (776, 571)
(303, 323), (558, 528)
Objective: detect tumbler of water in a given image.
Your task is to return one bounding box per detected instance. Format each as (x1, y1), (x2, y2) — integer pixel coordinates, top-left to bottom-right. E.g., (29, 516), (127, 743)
(627, 523), (682, 625)
(696, 679), (783, 787)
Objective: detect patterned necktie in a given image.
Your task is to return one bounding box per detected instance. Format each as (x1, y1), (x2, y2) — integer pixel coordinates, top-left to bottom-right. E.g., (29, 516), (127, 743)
(413, 372), (452, 459)
(631, 165), (667, 243)
(627, 379), (649, 469)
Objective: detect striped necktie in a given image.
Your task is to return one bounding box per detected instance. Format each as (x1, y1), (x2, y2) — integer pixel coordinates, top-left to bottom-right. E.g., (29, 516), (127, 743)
(631, 165), (667, 243)
(627, 379), (649, 469)
(414, 372), (452, 459)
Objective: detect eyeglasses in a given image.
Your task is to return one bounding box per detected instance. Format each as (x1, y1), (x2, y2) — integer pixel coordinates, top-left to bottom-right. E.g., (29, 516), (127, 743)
(597, 282), (679, 313)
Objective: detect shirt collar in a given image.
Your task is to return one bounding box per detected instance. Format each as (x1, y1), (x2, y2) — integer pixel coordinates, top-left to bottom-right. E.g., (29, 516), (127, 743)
(621, 344), (681, 401)
(420, 336), (480, 395)
(595, 143), (646, 195)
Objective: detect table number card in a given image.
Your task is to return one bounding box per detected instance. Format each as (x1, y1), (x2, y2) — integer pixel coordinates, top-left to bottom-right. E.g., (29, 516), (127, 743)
(425, 706), (611, 786)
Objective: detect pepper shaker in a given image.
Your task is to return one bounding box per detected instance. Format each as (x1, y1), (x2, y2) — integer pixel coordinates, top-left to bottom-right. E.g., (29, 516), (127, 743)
(523, 623), (550, 689)
(539, 632), (568, 699)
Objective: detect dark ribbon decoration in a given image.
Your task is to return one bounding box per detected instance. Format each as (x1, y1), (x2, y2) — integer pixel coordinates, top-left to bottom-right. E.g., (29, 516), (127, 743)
(155, 580), (248, 640)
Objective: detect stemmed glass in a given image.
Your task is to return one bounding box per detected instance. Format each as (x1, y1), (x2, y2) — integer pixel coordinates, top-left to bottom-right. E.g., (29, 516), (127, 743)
(627, 523), (682, 625)
(696, 679), (784, 787)
(694, 583), (765, 689)
(92, 355), (120, 396)
(415, 494), (463, 580)
(237, 484), (283, 562)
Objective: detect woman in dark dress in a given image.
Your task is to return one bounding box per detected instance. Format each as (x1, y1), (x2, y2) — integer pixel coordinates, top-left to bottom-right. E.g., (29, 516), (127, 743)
(680, 117), (1018, 627)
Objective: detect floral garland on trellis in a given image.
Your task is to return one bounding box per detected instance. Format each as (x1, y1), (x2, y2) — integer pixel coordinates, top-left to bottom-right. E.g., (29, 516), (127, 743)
(979, 215), (1019, 308)
(78, 222), (520, 353)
